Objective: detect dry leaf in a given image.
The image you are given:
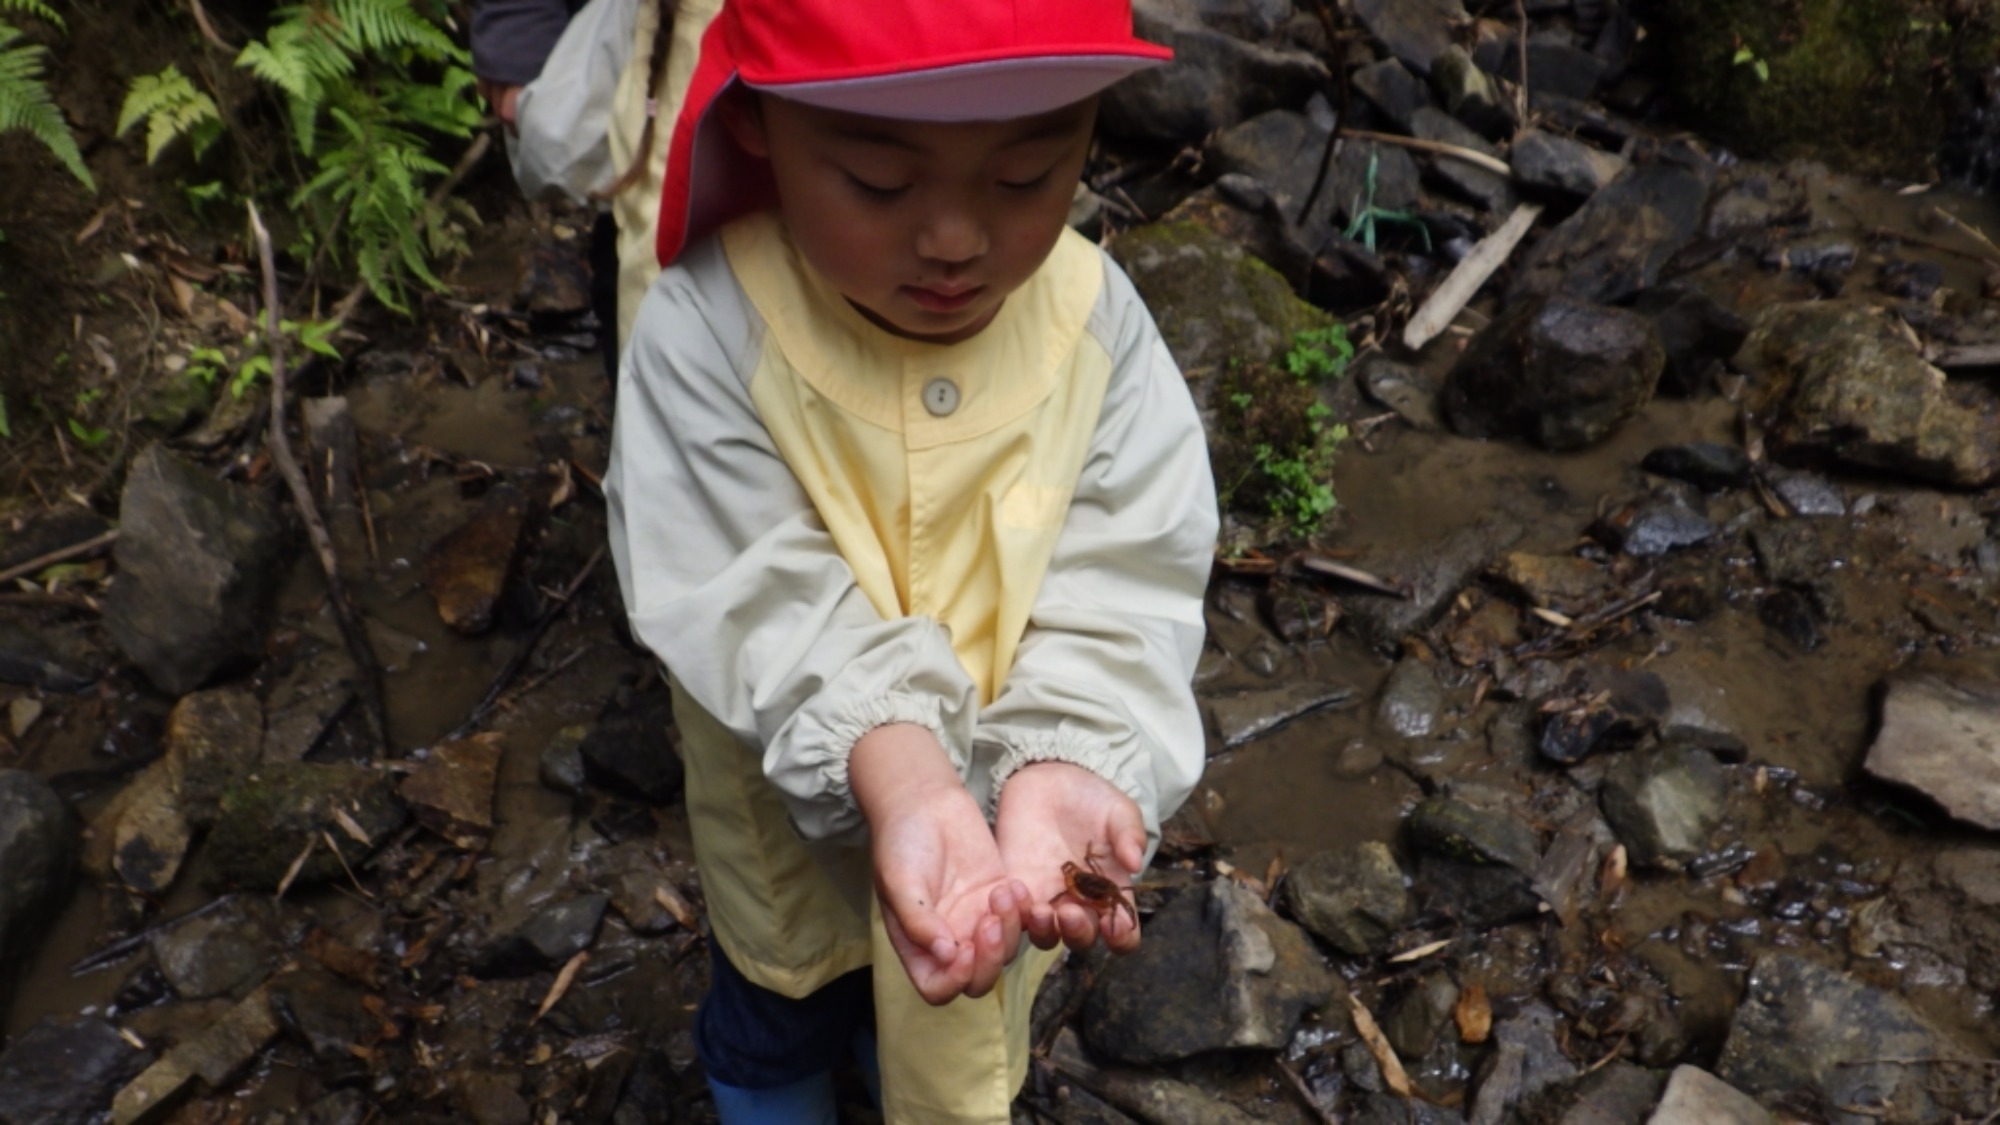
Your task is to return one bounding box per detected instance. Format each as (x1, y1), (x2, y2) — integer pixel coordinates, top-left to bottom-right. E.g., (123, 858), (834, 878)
(653, 885), (698, 931)
(1455, 983), (1492, 1044)
(331, 805), (372, 845)
(275, 835), (316, 899)
(535, 951), (589, 1022)
(167, 274), (196, 318)
(1349, 994), (1413, 1098)
(1600, 844), (1629, 899)
(1389, 937), (1454, 963)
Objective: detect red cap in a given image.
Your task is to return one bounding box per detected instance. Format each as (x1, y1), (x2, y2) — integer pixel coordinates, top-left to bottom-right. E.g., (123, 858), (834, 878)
(656, 0), (1171, 267)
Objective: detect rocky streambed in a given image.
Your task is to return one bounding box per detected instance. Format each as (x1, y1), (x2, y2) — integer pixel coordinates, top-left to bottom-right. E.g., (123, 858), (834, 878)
(4, 1), (2000, 1123)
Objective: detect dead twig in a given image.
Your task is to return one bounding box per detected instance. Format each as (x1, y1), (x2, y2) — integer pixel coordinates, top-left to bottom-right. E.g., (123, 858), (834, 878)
(185, 0), (235, 51)
(0, 529), (119, 587)
(444, 544), (605, 742)
(1403, 202), (1543, 351)
(1514, 0), (1530, 124)
(248, 202), (391, 750)
(1273, 1056), (1343, 1125)
(1926, 205), (2000, 265)
(1340, 129), (1513, 178)
(69, 896), (238, 975)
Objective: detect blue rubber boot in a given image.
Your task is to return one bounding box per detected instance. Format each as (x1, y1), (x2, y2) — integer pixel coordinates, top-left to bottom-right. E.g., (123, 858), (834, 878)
(706, 1072), (838, 1125)
(851, 1024), (882, 1109)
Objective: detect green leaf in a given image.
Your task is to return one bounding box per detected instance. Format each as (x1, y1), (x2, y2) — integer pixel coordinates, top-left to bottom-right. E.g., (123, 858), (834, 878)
(0, 24), (94, 190)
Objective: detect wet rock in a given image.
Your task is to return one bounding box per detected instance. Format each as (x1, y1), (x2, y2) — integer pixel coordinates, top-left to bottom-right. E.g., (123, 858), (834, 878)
(1594, 494), (1717, 558)
(1108, 221), (1336, 410)
(1747, 521), (1837, 598)
(1641, 442), (1752, 493)
(1204, 109), (1334, 235)
(0, 770), (77, 999)
(1467, 1003), (1581, 1125)
(1511, 129), (1628, 201)
(1654, 551), (1726, 622)
(1878, 259), (1944, 301)
(1353, 0), (1469, 75)
(1356, 354), (1441, 430)
(1204, 682), (1359, 751)
(1489, 553), (1613, 615)
(399, 733), (504, 847)
(1875, 844), (2000, 993)
(421, 485), (531, 635)
(1599, 745), (1729, 869)
(1432, 45), (1514, 138)
(1537, 665), (1669, 764)
(1346, 516), (1525, 654)
(1382, 969), (1459, 1060)
(1864, 656), (2000, 830)
(579, 690), (682, 804)
(476, 894), (610, 978)
(1701, 165), (1811, 248)
(103, 444), (286, 695)
(1478, 35), (1607, 100)
(0, 506), (112, 575)
(1409, 797), (1540, 873)
(1330, 139), (1424, 234)
(1378, 657), (1443, 738)
(588, 842), (694, 935)
(1532, 806), (1617, 930)
(1550, 1062), (1669, 1125)
(95, 687), (262, 896)
(1758, 588), (1824, 653)
(298, 1090), (374, 1125)
(1260, 584), (1340, 644)
(0, 611), (104, 692)
(1738, 301), (2000, 487)
(521, 218), (591, 317)
(1049, 1028), (1265, 1125)
(260, 637), (361, 763)
(1083, 879), (1337, 1064)
(205, 762), (408, 891)
(1103, 9), (1327, 144)
(1282, 841), (1412, 956)
(267, 968), (374, 1060)
(111, 985), (282, 1125)
(1408, 107), (1514, 214)
(539, 724), (589, 796)
(1647, 1065), (1771, 1125)
(152, 896), (280, 1000)
(1443, 294), (1665, 450)
(1762, 467), (1845, 517)
(1511, 162), (1712, 307)
(1632, 284), (1751, 397)
(1161, 176), (1318, 283)
(1352, 57), (1429, 129)
(450, 1071), (531, 1125)
(1716, 954), (1986, 1123)
(0, 1016), (153, 1125)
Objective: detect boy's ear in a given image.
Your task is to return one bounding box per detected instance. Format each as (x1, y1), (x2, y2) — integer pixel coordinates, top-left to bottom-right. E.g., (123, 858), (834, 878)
(718, 86), (770, 159)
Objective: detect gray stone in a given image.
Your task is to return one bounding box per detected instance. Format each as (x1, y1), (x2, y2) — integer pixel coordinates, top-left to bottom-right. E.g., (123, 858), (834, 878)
(1876, 845), (2000, 993)
(103, 444), (286, 696)
(539, 725), (589, 796)
(1352, 58), (1430, 129)
(112, 985), (282, 1124)
(1599, 745), (1729, 868)
(1103, 9), (1327, 143)
(1138, 0), (1295, 41)
(1204, 682), (1359, 750)
(152, 896), (281, 1000)
(1469, 1003), (1581, 1125)
(1382, 969), (1459, 1060)
(1331, 138), (1424, 238)
(476, 894), (610, 977)
(1512, 129), (1628, 200)
(1632, 284), (1751, 397)
(1548, 1062), (1669, 1125)
(1478, 35), (1607, 100)
(1489, 553), (1613, 615)
(205, 762), (408, 891)
(1083, 880), (1337, 1064)
(1356, 354), (1441, 430)
(1432, 46), (1515, 138)
(1204, 109), (1330, 226)
(1595, 495), (1718, 557)
(1511, 162), (1713, 307)
(0, 770), (76, 1006)
(580, 690), (682, 805)
(1282, 841), (1412, 955)
(0, 611), (105, 692)
(1537, 665), (1670, 764)
(1409, 107), (1514, 213)
(1737, 301), (2000, 487)
(1378, 657), (1444, 738)
(1764, 468), (1846, 517)
(1641, 443), (1752, 493)
(1354, 0), (1468, 74)
(1717, 954), (1986, 1124)
(1444, 294), (1665, 450)
(1410, 797), (1541, 873)
(1345, 516), (1524, 654)
(268, 969), (376, 1060)
(0, 1017), (153, 1125)
(1865, 656), (2000, 830)
(1647, 1066), (1771, 1125)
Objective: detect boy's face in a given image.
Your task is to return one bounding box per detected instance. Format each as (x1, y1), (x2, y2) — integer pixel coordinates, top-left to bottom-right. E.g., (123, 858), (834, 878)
(724, 92), (1097, 345)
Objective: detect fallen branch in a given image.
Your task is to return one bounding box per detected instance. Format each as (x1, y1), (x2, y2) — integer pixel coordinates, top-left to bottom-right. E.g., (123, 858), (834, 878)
(1931, 342), (2000, 369)
(248, 202), (391, 750)
(0, 529), (119, 587)
(1927, 205), (2000, 266)
(445, 544), (604, 743)
(1342, 128), (1513, 178)
(1403, 201), (1543, 351)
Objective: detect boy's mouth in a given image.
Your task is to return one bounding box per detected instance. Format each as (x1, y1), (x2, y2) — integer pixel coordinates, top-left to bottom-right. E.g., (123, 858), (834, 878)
(904, 284), (985, 313)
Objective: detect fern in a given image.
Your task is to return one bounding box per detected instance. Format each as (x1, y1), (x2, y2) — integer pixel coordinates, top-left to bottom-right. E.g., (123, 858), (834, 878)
(0, 16), (92, 190)
(0, 0), (62, 32)
(117, 65), (222, 163)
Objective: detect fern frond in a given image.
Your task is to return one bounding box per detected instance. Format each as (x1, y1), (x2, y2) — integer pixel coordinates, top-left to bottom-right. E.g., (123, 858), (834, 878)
(0, 24), (92, 189)
(0, 0), (62, 32)
(117, 64), (221, 162)
(329, 0), (459, 61)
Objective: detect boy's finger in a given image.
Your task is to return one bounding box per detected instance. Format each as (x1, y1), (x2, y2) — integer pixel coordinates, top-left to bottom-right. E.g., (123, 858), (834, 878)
(964, 915), (1010, 998)
(1113, 827), (1147, 878)
(1102, 904), (1142, 954)
(1023, 903), (1062, 950)
(1056, 901), (1097, 953)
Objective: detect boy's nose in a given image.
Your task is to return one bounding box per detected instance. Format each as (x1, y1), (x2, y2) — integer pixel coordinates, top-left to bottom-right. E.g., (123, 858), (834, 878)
(915, 207), (988, 266)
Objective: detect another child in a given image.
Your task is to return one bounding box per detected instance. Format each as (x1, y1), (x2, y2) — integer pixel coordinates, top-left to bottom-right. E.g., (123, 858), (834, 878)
(603, 1), (1218, 1120)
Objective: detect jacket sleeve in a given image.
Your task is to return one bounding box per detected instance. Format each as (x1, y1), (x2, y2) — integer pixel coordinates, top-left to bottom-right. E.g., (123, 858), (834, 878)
(604, 245), (982, 843)
(471, 0), (579, 85)
(970, 258), (1218, 847)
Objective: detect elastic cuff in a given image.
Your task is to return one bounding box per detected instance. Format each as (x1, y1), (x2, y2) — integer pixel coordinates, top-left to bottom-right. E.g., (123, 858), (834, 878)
(985, 729), (1141, 815)
(819, 693), (956, 808)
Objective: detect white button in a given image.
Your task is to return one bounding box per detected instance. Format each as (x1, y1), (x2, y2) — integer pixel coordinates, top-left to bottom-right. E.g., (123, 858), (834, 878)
(922, 378), (960, 417)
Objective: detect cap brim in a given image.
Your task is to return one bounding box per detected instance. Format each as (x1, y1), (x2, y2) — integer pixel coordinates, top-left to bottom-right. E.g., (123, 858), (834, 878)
(751, 53), (1170, 121)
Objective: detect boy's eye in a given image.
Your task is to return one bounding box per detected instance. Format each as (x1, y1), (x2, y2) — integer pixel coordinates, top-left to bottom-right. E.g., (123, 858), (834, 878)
(999, 169), (1055, 193)
(844, 172), (907, 200)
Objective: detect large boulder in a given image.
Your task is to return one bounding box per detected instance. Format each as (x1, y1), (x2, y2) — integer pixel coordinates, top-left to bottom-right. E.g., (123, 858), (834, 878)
(102, 443), (286, 695)
(0, 1017), (153, 1125)
(1102, 7), (1327, 145)
(1443, 294), (1665, 450)
(1509, 162), (1712, 308)
(1737, 301), (2000, 488)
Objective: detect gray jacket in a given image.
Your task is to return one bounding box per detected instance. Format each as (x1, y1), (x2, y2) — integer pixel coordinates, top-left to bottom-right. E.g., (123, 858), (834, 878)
(471, 0), (586, 85)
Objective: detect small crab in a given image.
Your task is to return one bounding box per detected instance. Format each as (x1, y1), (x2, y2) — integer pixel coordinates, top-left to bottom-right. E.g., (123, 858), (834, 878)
(1051, 844), (1138, 932)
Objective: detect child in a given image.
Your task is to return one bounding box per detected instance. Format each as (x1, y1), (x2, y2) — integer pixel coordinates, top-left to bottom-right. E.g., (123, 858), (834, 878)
(602, 0), (1218, 1120)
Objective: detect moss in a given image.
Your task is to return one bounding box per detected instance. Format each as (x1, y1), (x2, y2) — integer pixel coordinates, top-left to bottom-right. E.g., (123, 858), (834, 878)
(1646, 0), (2000, 178)
(1109, 220), (1334, 380)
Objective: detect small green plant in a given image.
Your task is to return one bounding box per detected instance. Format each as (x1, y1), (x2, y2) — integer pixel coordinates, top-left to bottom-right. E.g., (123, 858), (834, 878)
(65, 416), (109, 447)
(186, 317), (341, 398)
(1344, 150), (1430, 254)
(1285, 324), (1356, 381)
(0, 0), (93, 191)
(1731, 42), (1770, 83)
(1215, 324), (1355, 539)
(117, 64), (222, 162)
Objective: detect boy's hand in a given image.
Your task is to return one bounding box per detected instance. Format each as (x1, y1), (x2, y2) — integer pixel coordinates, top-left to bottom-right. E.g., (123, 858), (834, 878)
(476, 78), (522, 130)
(994, 761), (1147, 954)
(850, 724), (1028, 1005)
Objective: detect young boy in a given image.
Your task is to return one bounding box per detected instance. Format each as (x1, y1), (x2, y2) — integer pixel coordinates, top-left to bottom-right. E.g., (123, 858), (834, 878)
(603, 1), (1218, 1120)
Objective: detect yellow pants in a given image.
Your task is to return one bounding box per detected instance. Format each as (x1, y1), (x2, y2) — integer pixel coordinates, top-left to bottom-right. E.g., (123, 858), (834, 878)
(672, 678), (1056, 1123)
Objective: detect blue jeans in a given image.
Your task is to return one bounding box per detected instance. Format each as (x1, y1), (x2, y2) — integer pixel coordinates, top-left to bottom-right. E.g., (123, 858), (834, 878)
(695, 942), (875, 1089)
